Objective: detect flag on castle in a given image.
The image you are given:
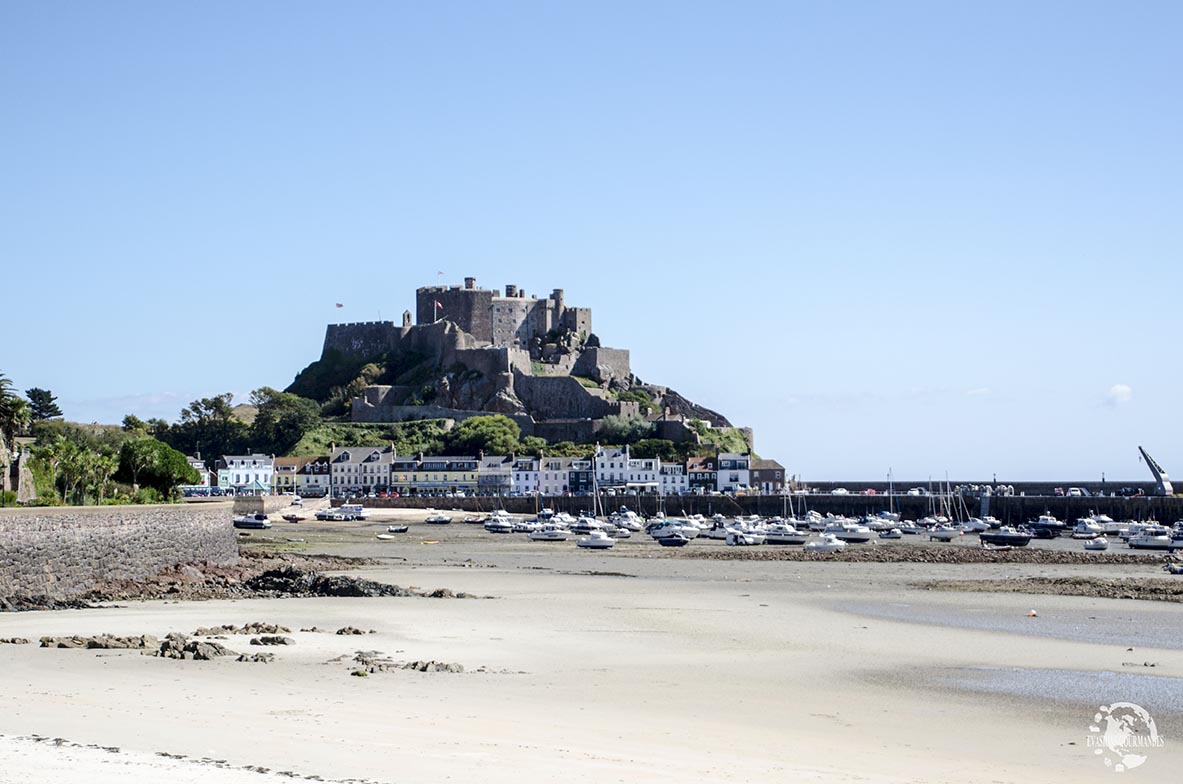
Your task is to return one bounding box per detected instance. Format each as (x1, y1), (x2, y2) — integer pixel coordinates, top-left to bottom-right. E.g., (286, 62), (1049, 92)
(434, 300), (443, 309)
(335, 303), (344, 308)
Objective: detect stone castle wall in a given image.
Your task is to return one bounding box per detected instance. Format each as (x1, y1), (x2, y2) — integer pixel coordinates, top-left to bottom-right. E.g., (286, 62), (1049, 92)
(0, 503), (239, 599)
(514, 375), (623, 420)
(571, 347), (631, 384)
(323, 321), (400, 358)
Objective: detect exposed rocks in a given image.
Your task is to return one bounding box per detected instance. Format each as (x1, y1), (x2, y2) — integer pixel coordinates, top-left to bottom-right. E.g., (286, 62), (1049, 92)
(666, 544), (1168, 565)
(237, 653), (275, 663)
(250, 635), (295, 646)
(300, 626), (324, 633)
(335, 626), (373, 635)
(351, 651), (464, 673)
(917, 576), (1183, 603)
(193, 622), (291, 636)
(0, 637), (30, 644)
(40, 634), (158, 650)
(2, 551), (473, 610)
(154, 633), (235, 660)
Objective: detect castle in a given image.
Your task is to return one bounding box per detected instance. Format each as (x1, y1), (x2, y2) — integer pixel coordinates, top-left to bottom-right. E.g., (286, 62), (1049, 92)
(317, 278), (649, 443)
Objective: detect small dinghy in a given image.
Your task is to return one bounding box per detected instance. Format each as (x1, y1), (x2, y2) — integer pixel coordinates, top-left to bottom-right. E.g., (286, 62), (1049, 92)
(386, 525), (409, 534)
(1164, 562), (1183, 575)
(879, 528), (903, 540)
(376, 533), (397, 541)
(1083, 536), (1109, 551)
(656, 533), (690, 547)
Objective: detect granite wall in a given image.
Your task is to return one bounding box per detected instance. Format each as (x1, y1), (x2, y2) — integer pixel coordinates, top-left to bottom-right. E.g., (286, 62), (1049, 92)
(0, 503), (239, 599)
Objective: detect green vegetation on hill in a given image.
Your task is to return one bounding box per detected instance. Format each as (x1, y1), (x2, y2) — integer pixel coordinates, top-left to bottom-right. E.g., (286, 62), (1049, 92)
(290, 420), (451, 457)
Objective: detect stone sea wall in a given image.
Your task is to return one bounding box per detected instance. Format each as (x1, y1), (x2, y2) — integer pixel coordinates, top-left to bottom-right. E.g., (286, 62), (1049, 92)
(0, 503), (239, 599)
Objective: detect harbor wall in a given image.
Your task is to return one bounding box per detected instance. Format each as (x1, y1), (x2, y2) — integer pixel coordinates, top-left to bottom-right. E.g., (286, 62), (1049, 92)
(0, 503), (239, 600)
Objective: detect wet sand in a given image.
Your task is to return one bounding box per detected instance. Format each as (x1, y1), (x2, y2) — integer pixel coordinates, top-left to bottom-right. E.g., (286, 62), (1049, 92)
(1, 509), (1181, 783)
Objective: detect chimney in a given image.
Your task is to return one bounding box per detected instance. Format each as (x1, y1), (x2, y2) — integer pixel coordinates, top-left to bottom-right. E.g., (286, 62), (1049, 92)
(465, 277), (476, 290)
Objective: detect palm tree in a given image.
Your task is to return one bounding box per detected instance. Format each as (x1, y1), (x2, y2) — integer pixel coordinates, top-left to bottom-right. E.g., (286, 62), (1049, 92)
(0, 373), (32, 448)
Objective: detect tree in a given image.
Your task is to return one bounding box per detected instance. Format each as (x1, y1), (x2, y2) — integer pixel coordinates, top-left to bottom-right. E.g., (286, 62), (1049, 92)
(121, 414), (148, 434)
(29, 434), (69, 501)
(443, 415), (522, 455)
(25, 388), (63, 421)
(598, 414), (654, 445)
(1, 373), (31, 446)
(248, 387), (320, 455)
(120, 438), (161, 493)
(117, 438), (199, 497)
(161, 393), (249, 459)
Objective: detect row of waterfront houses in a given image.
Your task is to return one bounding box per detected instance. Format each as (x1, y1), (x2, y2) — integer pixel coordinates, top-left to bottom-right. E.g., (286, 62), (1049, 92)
(191, 446), (786, 497)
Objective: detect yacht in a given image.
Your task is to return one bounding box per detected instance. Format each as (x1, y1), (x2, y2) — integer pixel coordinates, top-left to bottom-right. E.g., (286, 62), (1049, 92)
(803, 534), (846, 553)
(726, 530), (765, 546)
(232, 513), (271, 530)
(1026, 513), (1066, 537)
(569, 517), (603, 535)
(1128, 525), (1172, 550)
(764, 523), (810, 545)
(823, 522), (873, 544)
(879, 528), (903, 540)
(979, 527), (1032, 547)
(898, 521), (927, 536)
(576, 530), (616, 549)
(528, 524), (569, 542)
(928, 525), (963, 542)
(483, 516), (514, 534)
(962, 518), (989, 533)
(656, 532), (691, 547)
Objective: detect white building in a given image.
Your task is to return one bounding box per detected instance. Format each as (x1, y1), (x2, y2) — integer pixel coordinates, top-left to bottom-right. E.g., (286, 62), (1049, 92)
(297, 456), (331, 497)
(330, 444), (395, 495)
(186, 454), (212, 487)
(511, 456), (539, 495)
(627, 455), (661, 493)
(538, 456), (572, 496)
(217, 454), (275, 495)
(659, 461), (689, 495)
(716, 452), (751, 493)
(595, 446), (629, 490)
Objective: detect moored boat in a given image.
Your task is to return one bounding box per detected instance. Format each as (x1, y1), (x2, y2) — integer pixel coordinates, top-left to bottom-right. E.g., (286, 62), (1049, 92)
(232, 513), (271, 530)
(979, 527), (1032, 547)
(576, 530), (616, 549)
(804, 534), (846, 553)
(1083, 536), (1109, 551)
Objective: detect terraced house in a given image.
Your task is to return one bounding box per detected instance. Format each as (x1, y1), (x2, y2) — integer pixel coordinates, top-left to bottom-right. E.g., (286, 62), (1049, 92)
(330, 444), (395, 495)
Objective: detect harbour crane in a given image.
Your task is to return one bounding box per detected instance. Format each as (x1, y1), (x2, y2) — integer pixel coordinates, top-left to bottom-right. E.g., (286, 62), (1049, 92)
(1137, 446), (1173, 496)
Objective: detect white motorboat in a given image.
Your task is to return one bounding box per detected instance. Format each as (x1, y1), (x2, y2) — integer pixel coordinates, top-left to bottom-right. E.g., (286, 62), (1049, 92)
(764, 523), (809, 545)
(577, 530), (616, 549)
(1083, 536), (1109, 551)
(1128, 525), (1172, 550)
(981, 516), (1002, 529)
(656, 532), (691, 547)
(483, 517), (514, 534)
(804, 534), (846, 553)
(962, 518), (989, 533)
(423, 513), (453, 524)
(512, 519), (541, 533)
(569, 517), (603, 534)
(386, 525), (409, 533)
(928, 525), (963, 542)
(1073, 518), (1104, 536)
(898, 521), (927, 535)
(726, 530), (765, 546)
(823, 522), (873, 543)
(878, 528), (903, 540)
(463, 514), (486, 524)
(649, 521), (699, 540)
(232, 513), (271, 530)
(528, 524), (569, 542)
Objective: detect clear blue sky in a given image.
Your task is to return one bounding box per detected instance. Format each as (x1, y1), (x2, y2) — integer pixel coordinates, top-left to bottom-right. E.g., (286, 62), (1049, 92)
(3, 2), (1179, 480)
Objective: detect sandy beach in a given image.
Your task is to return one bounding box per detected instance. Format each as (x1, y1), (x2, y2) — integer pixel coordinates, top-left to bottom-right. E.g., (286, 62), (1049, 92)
(2, 508), (1181, 783)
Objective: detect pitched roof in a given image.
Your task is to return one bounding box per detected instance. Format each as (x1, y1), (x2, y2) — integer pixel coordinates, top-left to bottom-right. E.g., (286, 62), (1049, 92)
(750, 458), (784, 471)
